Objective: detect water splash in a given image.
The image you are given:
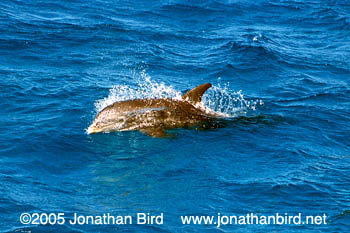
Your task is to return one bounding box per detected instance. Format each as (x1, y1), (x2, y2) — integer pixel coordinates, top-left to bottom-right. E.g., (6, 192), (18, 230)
(95, 70), (182, 112)
(95, 71), (263, 117)
(201, 80), (263, 117)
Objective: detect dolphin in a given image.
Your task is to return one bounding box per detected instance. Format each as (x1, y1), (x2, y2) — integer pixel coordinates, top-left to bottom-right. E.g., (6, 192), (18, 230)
(87, 83), (220, 137)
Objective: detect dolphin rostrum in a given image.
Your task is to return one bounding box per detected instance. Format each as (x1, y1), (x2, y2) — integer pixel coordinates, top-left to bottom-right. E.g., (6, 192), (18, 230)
(87, 83), (220, 137)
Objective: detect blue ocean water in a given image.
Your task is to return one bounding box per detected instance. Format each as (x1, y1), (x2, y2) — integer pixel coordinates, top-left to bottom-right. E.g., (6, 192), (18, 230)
(1, 0), (350, 232)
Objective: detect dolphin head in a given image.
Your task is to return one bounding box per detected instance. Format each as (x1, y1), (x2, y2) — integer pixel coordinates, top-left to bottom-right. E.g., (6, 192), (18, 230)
(86, 121), (104, 134)
(87, 107), (125, 134)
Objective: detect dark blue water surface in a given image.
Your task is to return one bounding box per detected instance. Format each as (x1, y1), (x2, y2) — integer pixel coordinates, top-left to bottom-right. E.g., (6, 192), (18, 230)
(1, 0), (350, 232)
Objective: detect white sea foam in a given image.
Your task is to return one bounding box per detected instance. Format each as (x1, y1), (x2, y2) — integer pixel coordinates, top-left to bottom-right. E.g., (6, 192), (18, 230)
(95, 71), (263, 118)
(201, 80), (263, 117)
(95, 70), (182, 112)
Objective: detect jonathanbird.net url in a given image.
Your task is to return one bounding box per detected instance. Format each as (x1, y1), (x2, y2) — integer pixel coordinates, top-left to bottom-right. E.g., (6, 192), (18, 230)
(181, 213), (327, 228)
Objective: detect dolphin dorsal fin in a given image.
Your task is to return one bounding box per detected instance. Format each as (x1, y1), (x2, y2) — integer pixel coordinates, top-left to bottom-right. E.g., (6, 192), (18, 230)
(182, 83), (212, 103)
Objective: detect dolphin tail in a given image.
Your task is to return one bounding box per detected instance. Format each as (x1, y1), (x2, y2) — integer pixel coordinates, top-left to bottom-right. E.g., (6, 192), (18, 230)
(182, 83), (212, 103)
